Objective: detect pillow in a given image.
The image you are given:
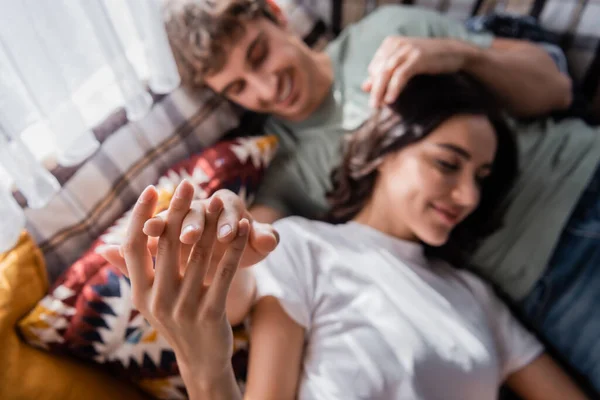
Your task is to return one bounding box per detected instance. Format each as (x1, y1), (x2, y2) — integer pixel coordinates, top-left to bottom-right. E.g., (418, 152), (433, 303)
(0, 233), (149, 400)
(18, 135), (278, 400)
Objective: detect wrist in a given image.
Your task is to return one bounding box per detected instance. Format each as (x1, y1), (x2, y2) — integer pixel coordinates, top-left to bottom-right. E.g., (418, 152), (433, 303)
(455, 39), (487, 72)
(181, 364), (241, 400)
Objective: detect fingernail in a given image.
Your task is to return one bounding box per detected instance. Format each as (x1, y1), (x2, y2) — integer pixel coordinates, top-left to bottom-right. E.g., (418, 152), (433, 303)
(139, 186), (155, 203)
(94, 244), (111, 254)
(175, 181), (188, 198)
(218, 224), (232, 238)
(182, 224), (198, 236)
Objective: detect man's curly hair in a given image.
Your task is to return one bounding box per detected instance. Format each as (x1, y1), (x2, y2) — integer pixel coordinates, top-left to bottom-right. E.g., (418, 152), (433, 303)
(162, 0), (278, 88)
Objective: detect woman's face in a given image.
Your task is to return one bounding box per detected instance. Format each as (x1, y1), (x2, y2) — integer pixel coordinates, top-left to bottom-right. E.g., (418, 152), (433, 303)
(372, 114), (497, 246)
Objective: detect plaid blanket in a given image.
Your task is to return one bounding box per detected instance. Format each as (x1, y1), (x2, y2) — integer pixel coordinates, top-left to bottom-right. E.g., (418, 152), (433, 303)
(24, 89), (240, 283)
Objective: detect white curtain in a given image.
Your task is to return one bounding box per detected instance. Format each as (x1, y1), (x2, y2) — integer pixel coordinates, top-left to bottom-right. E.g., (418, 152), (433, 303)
(0, 0), (181, 252)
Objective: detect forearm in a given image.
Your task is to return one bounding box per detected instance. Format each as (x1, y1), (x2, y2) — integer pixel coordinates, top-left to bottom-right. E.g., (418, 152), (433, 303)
(245, 297), (304, 400)
(506, 353), (589, 400)
(458, 39), (573, 117)
(226, 268), (256, 325)
(181, 365), (242, 400)
(204, 261), (256, 326)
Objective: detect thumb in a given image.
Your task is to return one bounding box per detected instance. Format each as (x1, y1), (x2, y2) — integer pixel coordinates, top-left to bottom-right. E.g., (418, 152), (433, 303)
(95, 244), (129, 277)
(249, 221), (279, 256)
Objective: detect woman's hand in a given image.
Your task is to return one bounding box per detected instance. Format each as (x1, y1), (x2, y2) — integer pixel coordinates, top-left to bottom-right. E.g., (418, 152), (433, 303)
(118, 181), (251, 398)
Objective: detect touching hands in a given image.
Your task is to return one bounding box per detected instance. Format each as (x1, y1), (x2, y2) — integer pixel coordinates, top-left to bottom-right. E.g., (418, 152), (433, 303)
(97, 181), (277, 384)
(99, 185), (279, 279)
(362, 36), (471, 108)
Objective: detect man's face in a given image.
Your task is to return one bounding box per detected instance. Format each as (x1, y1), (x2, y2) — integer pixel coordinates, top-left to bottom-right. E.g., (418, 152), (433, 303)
(204, 17), (328, 121)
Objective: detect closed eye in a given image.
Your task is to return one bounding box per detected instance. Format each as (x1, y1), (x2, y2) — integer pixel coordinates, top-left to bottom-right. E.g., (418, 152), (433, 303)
(249, 36), (268, 68)
(228, 80), (246, 95)
(436, 160), (459, 172)
(475, 171), (491, 186)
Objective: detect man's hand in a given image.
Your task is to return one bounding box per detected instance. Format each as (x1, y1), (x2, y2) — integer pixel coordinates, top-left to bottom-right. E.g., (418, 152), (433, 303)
(363, 36), (475, 108)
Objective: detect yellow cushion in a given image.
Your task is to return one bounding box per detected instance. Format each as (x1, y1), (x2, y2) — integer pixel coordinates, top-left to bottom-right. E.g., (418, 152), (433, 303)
(0, 232), (150, 400)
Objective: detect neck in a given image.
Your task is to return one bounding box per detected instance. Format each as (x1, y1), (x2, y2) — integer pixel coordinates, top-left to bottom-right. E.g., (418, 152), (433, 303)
(304, 51), (334, 117)
(353, 198), (419, 243)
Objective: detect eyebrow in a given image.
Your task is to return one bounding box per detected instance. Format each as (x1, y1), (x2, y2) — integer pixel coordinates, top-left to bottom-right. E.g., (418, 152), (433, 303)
(437, 143), (471, 159)
(436, 143), (493, 169)
(219, 31), (265, 96)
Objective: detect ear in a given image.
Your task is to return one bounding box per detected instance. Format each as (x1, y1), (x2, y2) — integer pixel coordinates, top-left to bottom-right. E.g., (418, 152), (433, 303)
(265, 0), (289, 28)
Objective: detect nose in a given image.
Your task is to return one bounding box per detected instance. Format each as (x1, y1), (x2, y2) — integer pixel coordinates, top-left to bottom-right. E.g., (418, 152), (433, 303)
(247, 71), (277, 104)
(451, 174), (480, 210)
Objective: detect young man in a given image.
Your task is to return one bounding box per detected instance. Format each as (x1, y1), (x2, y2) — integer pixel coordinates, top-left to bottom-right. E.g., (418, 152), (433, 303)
(103, 0), (600, 395)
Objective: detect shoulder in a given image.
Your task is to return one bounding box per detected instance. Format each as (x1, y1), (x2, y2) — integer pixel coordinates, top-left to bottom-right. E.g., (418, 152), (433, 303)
(272, 218), (351, 257)
(273, 217), (338, 242)
(354, 5), (447, 31)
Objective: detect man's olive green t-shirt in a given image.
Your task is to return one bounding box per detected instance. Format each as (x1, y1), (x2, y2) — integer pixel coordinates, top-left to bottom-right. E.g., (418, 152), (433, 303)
(253, 5), (600, 300)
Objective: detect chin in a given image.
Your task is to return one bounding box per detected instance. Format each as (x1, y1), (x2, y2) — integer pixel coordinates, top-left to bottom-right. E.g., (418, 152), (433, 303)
(419, 230), (451, 247)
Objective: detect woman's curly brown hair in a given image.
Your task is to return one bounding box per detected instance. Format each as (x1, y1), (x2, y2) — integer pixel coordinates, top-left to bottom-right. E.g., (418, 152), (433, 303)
(326, 73), (519, 267)
(162, 0), (278, 88)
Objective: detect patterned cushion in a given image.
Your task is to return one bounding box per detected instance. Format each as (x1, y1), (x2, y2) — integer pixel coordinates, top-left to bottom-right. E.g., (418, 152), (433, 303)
(18, 135), (278, 400)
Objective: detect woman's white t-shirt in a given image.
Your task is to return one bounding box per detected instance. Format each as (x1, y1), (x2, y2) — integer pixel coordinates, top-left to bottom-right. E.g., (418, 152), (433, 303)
(252, 217), (543, 400)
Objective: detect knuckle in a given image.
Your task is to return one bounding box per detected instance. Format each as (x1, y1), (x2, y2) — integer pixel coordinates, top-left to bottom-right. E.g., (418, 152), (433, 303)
(188, 246), (211, 266)
(156, 236), (173, 253)
(131, 206), (148, 220)
(383, 61), (396, 73)
(403, 44), (415, 53)
(200, 304), (223, 321)
(224, 194), (243, 210)
(190, 200), (206, 213)
(172, 302), (193, 323)
(213, 189), (234, 199)
(230, 236), (248, 252)
(218, 264), (236, 282)
(391, 69), (404, 82)
(121, 240), (138, 256)
(149, 298), (170, 321)
(169, 197), (189, 212)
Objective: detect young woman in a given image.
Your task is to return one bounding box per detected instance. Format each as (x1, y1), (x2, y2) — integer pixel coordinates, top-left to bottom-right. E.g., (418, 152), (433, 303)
(243, 74), (586, 400)
(107, 74), (587, 399)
